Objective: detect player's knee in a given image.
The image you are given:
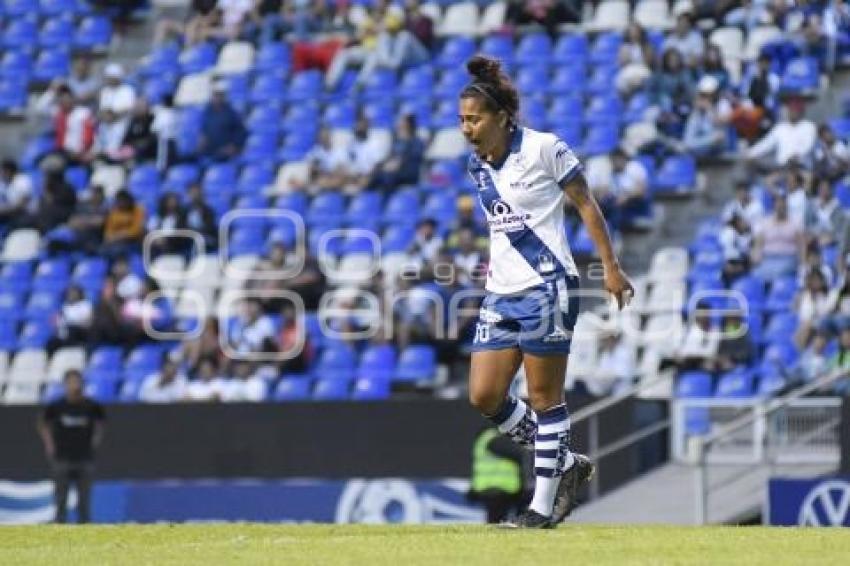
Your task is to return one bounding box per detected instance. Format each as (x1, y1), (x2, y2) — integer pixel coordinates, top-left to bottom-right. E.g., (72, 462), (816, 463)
(525, 384), (563, 413)
(468, 387), (502, 416)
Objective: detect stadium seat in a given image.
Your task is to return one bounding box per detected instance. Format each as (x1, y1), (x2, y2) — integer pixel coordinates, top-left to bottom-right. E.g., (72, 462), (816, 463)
(357, 344), (397, 381)
(287, 70), (322, 102)
(586, 1), (630, 33)
(395, 345), (436, 383)
(762, 339), (798, 367)
(515, 33), (552, 66)
(382, 189), (420, 226)
(180, 41), (218, 75)
(478, 1), (507, 36)
(634, 0), (673, 30)
(215, 41), (254, 75)
(780, 57), (819, 96)
(589, 31), (623, 65)
(436, 36), (476, 68)
(553, 34), (589, 65)
(39, 18), (74, 49)
(764, 277), (798, 314)
(480, 35), (514, 67)
(7, 349), (48, 386)
(3, 19), (39, 51)
(33, 49), (70, 83)
(175, 72), (212, 106)
(46, 346), (87, 383)
(676, 371), (713, 397)
(438, 1), (478, 36)
(312, 377), (350, 400)
(352, 376), (391, 400)
(1, 229), (41, 262)
(715, 367), (755, 398)
(744, 26), (782, 61)
(581, 125), (619, 156)
(0, 292), (25, 322)
(585, 96), (623, 126)
(253, 41), (290, 74)
(124, 344), (165, 382)
(549, 67), (587, 97)
(313, 344), (357, 381)
(757, 372), (786, 397)
(5, 0), (41, 17)
(654, 155), (696, 195)
(306, 191), (346, 226)
(74, 15), (112, 52)
(273, 375), (313, 401)
(2, 383), (41, 405)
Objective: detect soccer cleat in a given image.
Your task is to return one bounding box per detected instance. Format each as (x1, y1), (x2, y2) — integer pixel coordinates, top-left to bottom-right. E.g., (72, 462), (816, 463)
(550, 453), (595, 525)
(502, 509), (553, 529)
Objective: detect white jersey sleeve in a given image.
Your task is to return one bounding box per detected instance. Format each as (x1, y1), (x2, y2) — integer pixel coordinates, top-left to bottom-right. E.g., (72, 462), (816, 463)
(539, 134), (582, 185)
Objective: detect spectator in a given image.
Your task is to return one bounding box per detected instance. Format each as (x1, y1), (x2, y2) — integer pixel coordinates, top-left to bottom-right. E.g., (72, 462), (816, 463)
(151, 94), (179, 171)
(102, 190), (146, 257)
(713, 311), (756, 372)
(246, 240), (327, 311)
(120, 98), (157, 164)
(828, 327), (850, 394)
(670, 307), (719, 371)
(796, 267), (832, 346)
(98, 63), (136, 118)
(121, 276), (173, 337)
(404, 0), (434, 49)
(610, 148), (651, 230)
(277, 302), (314, 374)
(752, 193), (805, 279)
(825, 264), (850, 333)
(681, 75), (730, 157)
(732, 54), (780, 143)
(0, 159), (34, 224)
(46, 285), (93, 355)
(585, 329), (636, 395)
(222, 361), (267, 402)
(324, 18), (380, 90)
(663, 12), (705, 66)
(454, 195), (487, 239)
(724, 0), (772, 29)
(408, 218), (443, 264)
(721, 178), (766, 229)
(345, 114), (390, 189)
(812, 123), (850, 181)
(218, 0), (255, 40)
(68, 57), (100, 105)
(89, 276), (138, 347)
(110, 255), (142, 302)
(184, 356), (226, 401)
(51, 85), (95, 165)
(769, 166), (814, 231)
(616, 23), (654, 95)
(719, 211), (754, 285)
(367, 113), (424, 192)
(452, 227), (485, 286)
(37, 369), (105, 524)
(198, 80), (247, 161)
(59, 185), (108, 254)
(648, 48), (695, 136)
(154, 0), (218, 45)
(182, 316), (224, 372)
(227, 298), (277, 355)
(790, 331), (831, 385)
(357, 13), (429, 88)
(138, 356), (188, 403)
(299, 127), (350, 192)
(798, 242), (834, 288)
(184, 183), (218, 250)
(87, 109), (129, 164)
(699, 44), (731, 93)
(811, 178), (844, 248)
(32, 170), (77, 234)
(505, 0), (580, 36)
(746, 96), (817, 171)
(146, 192), (188, 257)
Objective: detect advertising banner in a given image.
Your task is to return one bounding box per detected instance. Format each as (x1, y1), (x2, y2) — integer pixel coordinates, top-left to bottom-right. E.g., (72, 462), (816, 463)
(767, 477), (850, 526)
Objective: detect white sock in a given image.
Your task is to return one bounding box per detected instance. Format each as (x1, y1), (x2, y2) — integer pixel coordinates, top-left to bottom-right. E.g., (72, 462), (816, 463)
(529, 404), (573, 517)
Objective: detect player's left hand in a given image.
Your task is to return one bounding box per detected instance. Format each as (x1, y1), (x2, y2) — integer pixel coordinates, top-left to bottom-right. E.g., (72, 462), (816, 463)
(604, 264), (634, 310)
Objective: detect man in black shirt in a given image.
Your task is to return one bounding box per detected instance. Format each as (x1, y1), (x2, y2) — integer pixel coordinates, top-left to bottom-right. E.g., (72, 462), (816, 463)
(37, 369), (105, 524)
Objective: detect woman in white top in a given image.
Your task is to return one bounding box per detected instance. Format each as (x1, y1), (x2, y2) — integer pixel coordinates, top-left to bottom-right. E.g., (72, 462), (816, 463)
(458, 56), (633, 527)
(47, 285), (93, 355)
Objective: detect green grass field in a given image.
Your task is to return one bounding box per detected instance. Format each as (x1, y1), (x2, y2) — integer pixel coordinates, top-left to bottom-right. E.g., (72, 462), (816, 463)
(1, 524), (848, 565)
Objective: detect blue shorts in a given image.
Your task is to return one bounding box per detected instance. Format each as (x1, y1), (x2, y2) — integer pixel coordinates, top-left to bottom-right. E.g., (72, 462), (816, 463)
(470, 275), (581, 355)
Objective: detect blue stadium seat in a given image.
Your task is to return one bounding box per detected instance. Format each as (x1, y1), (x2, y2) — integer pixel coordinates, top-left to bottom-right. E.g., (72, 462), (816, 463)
(88, 345), (123, 370)
(240, 133), (279, 166)
(33, 49), (70, 83)
(421, 192), (457, 227)
(764, 277), (798, 314)
(589, 32), (622, 65)
(516, 66), (549, 100)
(395, 345), (436, 383)
(433, 99), (459, 129)
(33, 258), (71, 293)
(250, 73), (286, 104)
(85, 378), (118, 403)
(202, 161), (238, 194)
(0, 292), (25, 322)
(762, 339), (799, 366)
(715, 367), (755, 398)
(0, 320), (17, 350)
(124, 344), (165, 382)
(64, 166), (89, 193)
(548, 66), (586, 96)
(237, 163), (275, 194)
(625, 91), (651, 124)
(570, 223), (594, 256)
(312, 377), (350, 400)
(382, 189), (420, 226)
(275, 191), (309, 218)
(73, 257), (108, 281)
(654, 155), (696, 195)
(434, 67), (468, 99)
(363, 100), (395, 129)
(780, 57), (819, 96)
(18, 319), (53, 348)
(757, 373), (786, 397)
(0, 50), (33, 80)
(39, 18), (74, 49)
(480, 36), (514, 67)
(141, 43), (180, 77)
(358, 343), (397, 381)
(165, 163), (201, 191)
(381, 225), (415, 253)
(287, 70), (322, 102)
(427, 160), (463, 188)
(584, 96), (623, 126)
(25, 291), (61, 321)
(228, 227), (266, 257)
(3, 19), (39, 51)
(273, 375), (312, 401)
(5, 0), (41, 17)
(362, 68), (397, 101)
(352, 376), (390, 400)
(553, 34), (588, 65)
(279, 130), (316, 161)
(581, 125), (619, 156)
(829, 117), (850, 141)
(43, 382), (65, 404)
(180, 41), (218, 74)
(586, 65), (618, 96)
(254, 41), (290, 74)
(731, 275), (765, 312)
(0, 80), (28, 113)
(323, 100), (356, 129)
(515, 33), (552, 66)
(762, 312), (799, 345)
(346, 191), (383, 224)
(313, 344), (357, 382)
(436, 36), (476, 68)
(128, 164), (161, 197)
(551, 123), (583, 148)
(41, 0), (82, 17)
(307, 191), (346, 226)
(676, 371), (713, 397)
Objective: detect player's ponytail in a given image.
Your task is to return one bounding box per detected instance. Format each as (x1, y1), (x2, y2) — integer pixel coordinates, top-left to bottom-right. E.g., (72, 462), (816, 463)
(461, 55), (519, 128)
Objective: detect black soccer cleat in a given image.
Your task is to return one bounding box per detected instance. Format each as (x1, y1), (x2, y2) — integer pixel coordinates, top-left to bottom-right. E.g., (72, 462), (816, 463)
(502, 509), (553, 529)
(550, 453), (595, 525)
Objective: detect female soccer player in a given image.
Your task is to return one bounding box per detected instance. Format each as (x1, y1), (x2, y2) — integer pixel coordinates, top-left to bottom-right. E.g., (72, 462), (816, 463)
(460, 56), (634, 528)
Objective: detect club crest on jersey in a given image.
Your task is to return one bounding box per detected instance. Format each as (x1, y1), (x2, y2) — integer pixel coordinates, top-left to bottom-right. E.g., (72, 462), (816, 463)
(489, 199), (513, 216)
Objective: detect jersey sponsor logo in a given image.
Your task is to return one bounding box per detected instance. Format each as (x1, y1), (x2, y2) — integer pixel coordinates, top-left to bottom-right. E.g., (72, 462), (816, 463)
(487, 199), (531, 234)
(509, 181), (530, 191)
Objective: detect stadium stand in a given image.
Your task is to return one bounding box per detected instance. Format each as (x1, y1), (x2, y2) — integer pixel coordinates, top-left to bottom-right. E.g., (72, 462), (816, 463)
(0, 0), (848, 416)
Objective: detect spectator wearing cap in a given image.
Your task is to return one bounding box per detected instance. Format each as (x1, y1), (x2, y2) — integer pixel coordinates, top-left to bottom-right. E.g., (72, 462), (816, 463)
(682, 75), (731, 158)
(198, 80), (247, 161)
(752, 192), (805, 279)
(99, 63), (136, 118)
(746, 96), (817, 171)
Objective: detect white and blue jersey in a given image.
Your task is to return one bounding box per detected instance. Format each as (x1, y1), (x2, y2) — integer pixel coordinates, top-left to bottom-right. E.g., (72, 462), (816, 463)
(469, 127), (582, 354)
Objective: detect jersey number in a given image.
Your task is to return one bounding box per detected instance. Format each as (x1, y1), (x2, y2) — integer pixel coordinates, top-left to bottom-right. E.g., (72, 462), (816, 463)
(474, 323), (490, 343)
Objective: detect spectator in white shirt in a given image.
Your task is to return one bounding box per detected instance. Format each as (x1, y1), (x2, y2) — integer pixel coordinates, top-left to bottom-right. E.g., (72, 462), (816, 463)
(452, 227), (484, 286)
(297, 127), (350, 192)
(139, 357), (188, 403)
(68, 57), (100, 105)
(662, 12), (705, 66)
(812, 122), (850, 181)
(46, 285), (93, 355)
(87, 109), (129, 164)
(407, 218), (443, 264)
(218, 0), (254, 38)
(722, 178), (766, 229)
(222, 361), (267, 402)
(796, 267), (832, 346)
(0, 159), (34, 223)
(719, 212), (753, 284)
(610, 148), (651, 229)
(346, 115), (390, 186)
(99, 63), (136, 118)
(227, 298), (277, 355)
(746, 96), (817, 171)
(184, 357), (227, 401)
(586, 330), (636, 396)
(672, 306), (720, 371)
(151, 94), (178, 171)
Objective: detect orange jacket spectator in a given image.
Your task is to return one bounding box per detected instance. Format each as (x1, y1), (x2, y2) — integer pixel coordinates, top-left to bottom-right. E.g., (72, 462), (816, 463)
(104, 190), (145, 244)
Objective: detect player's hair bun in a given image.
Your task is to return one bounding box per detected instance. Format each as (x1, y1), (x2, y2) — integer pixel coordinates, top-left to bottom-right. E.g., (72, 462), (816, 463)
(466, 55), (502, 84)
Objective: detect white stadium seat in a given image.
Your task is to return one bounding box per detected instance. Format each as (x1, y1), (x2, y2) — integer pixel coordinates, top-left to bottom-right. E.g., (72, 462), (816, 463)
(2, 382), (41, 405)
(478, 1), (507, 35)
(744, 26), (781, 61)
(634, 0), (673, 30)
(0, 351), (9, 384)
(644, 281), (687, 314)
(328, 253), (380, 288)
(185, 254), (222, 289)
(647, 246), (689, 283)
(426, 128), (467, 160)
(46, 347), (87, 384)
(420, 3), (444, 29)
(438, 2), (479, 37)
(175, 72), (212, 107)
(215, 41), (255, 75)
(7, 349), (48, 385)
(271, 161), (310, 196)
(1, 229), (41, 262)
(642, 313), (685, 354)
(585, 1), (630, 33)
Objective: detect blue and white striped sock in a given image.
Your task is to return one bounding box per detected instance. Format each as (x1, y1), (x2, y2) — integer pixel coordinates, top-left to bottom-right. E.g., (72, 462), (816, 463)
(530, 403), (575, 517)
(486, 396), (537, 448)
